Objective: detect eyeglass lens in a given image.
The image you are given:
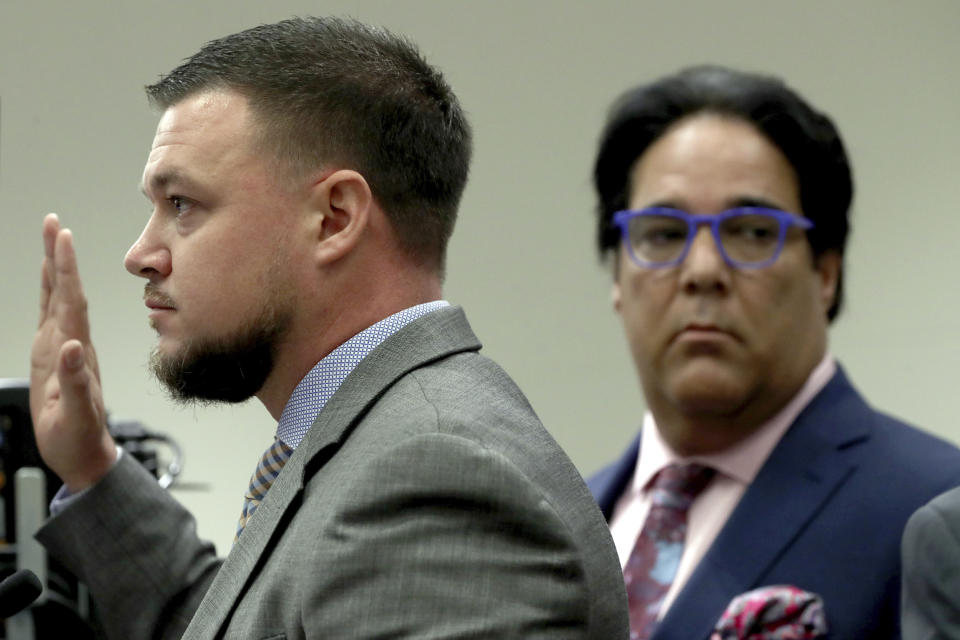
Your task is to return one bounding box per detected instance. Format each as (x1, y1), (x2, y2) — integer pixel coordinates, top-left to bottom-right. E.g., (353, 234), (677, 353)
(627, 213), (782, 265)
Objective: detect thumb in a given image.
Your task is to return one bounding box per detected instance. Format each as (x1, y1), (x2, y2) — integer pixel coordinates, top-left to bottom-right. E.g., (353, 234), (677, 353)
(54, 339), (115, 490)
(57, 339), (100, 429)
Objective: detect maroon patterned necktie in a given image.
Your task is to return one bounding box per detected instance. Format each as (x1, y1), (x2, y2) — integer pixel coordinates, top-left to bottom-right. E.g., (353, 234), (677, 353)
(625, 463), (715, 639)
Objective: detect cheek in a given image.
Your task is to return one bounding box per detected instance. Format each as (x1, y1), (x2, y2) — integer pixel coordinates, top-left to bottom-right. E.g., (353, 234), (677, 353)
(617, 271), (675, 349)
(736, 268), (822, 347)
(175, 247), (252, 309)
(619, 268), (674, 312)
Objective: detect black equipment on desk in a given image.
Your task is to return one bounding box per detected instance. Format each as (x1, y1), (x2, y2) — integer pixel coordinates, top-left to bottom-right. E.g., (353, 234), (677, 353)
(0, 379), (183, 639)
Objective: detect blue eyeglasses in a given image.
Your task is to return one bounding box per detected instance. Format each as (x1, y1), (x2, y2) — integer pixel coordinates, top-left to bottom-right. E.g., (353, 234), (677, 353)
(612, 206), (814, 269)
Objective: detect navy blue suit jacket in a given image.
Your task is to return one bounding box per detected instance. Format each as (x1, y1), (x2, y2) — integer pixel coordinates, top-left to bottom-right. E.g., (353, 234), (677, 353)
(589, 367), (960, 639)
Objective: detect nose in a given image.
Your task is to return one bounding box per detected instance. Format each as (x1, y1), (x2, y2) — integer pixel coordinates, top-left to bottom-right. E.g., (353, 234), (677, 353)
(124, 216), (171, 280)
(678, 226), (730, 295)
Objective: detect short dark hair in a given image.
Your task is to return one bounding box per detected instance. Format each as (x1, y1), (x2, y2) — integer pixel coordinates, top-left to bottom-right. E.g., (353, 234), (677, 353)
(593, 65), (853, 320)
(146, 16), (472, 275)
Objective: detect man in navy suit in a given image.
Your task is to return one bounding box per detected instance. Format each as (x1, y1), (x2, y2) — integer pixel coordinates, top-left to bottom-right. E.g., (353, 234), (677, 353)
(587, 65), (960, 639)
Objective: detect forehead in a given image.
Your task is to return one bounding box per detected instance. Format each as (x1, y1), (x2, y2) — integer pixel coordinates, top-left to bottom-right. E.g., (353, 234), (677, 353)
(628, 114), (801, 213)
(141, 89), (259, 192)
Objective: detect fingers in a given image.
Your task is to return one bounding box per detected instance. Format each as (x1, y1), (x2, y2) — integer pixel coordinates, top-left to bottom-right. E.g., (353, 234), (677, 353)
(35, 212), (100, 388)
(43, 213), (59, 260)
(39, 256), (52, 326)
(42, 213), (61, 298)
(31, 215), (113, 490)
(55, 228), (93, 342)
(40, 217), (92, 343)
(38, 214), (60, 325)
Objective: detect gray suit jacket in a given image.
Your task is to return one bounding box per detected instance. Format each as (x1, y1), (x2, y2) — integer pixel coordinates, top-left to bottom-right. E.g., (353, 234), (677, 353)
(37, 306), (628, 639)
(902, 485), (960, 640)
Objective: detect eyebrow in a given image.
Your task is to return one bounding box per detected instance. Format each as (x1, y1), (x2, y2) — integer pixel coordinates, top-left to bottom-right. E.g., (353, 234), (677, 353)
(728, 196), (792, 211)
(140, 169), (204, 200)
(642, 196), (793, 213)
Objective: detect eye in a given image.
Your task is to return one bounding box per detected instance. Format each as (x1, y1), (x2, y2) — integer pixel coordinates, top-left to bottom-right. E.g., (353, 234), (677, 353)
(644, 229), (684, 246)
(631, 216), (687, 247)
(722, 214), (779, 243)
(741, 225), (774, 239)
(167, 196), (194, 217)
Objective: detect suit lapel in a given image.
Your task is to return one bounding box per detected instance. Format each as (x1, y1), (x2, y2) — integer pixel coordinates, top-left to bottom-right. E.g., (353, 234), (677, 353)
(652, 369), (870, 640)
(181, 306), (482, 639)
(589, 435), (640, 520)
(294, 306), (481, 465)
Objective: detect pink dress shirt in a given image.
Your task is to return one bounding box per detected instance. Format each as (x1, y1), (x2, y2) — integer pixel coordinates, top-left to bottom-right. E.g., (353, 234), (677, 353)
(609, 354), (836, 617)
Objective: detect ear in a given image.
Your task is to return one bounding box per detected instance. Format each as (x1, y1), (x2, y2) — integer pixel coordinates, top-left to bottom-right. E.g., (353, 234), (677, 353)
(815, 250), (842, 315)
(611, 281), (623, 314)
(309, 169), (373, 265)
(611, 250), (624, 313)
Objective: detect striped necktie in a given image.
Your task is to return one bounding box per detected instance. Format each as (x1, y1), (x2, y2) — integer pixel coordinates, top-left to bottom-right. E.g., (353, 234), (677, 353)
(235, 437), (294, 541)
(625, 462), (715, 639)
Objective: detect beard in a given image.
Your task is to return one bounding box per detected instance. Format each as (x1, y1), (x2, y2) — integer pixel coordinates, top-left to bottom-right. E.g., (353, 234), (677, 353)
(150, 299), (292, 404)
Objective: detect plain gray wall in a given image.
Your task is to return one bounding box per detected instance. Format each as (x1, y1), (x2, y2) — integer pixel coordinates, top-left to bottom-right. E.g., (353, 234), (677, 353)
(2, 0), (958, 555)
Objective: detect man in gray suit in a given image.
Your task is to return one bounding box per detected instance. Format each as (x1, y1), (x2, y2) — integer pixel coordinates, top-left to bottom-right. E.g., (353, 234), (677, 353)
(902, 486), (960, 639)
(29, 17), (628, 639)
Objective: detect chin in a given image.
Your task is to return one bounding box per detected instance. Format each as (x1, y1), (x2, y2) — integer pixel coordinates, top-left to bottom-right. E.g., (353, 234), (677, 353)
(150, 307), (286, 405)
(152, 335), (190, 362)
(664, 363), (752, 417)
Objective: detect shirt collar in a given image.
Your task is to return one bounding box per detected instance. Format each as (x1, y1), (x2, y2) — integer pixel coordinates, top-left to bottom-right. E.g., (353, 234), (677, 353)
(275, 301), (449, 449)
(632, 354), (836, 494)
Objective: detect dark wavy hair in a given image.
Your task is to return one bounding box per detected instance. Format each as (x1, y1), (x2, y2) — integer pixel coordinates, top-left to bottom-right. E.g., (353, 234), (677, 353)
(593, 65), (852, 320)
(146, 16), (472, 276)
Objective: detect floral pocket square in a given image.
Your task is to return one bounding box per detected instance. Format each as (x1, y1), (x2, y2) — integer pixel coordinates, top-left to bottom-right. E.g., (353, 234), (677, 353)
(710, 585), (827, 639)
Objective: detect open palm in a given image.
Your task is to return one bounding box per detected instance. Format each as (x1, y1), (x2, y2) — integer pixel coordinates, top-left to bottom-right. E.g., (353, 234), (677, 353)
(30, 214), (116, 491)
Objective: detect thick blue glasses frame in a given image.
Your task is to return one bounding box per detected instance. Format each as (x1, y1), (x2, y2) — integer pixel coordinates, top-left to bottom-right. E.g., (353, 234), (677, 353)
(612, 206), (814, 269)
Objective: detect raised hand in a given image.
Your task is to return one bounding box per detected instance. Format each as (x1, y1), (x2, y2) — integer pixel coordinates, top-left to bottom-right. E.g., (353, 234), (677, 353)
(30, 214), (117, 492)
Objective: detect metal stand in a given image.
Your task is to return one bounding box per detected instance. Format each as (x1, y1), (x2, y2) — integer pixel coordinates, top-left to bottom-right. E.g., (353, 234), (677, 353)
(5, 468), (46, 640)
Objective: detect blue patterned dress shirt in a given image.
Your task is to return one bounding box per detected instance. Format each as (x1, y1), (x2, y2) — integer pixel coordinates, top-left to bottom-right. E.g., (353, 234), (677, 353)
(275, 300), (449, 449)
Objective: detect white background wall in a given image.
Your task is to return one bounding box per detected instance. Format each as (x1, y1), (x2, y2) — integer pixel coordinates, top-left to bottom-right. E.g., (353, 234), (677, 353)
(2, 0), (958, 555)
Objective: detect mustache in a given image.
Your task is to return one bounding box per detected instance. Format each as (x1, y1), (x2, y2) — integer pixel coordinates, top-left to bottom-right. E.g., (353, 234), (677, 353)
(144, 283), (176, 308)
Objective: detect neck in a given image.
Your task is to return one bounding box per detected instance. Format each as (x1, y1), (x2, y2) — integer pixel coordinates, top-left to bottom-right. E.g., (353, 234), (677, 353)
(256, 271), (443, 420)
(651, 409), (774, 456)
(646, 375), (806, 456)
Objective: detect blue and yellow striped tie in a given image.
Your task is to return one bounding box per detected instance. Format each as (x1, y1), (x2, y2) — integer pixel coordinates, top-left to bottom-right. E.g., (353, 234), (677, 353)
(235, 437), (294, 541)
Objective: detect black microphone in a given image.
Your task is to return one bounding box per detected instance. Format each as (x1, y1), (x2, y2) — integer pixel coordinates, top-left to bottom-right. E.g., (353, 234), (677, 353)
(0, 569), (43, 618)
